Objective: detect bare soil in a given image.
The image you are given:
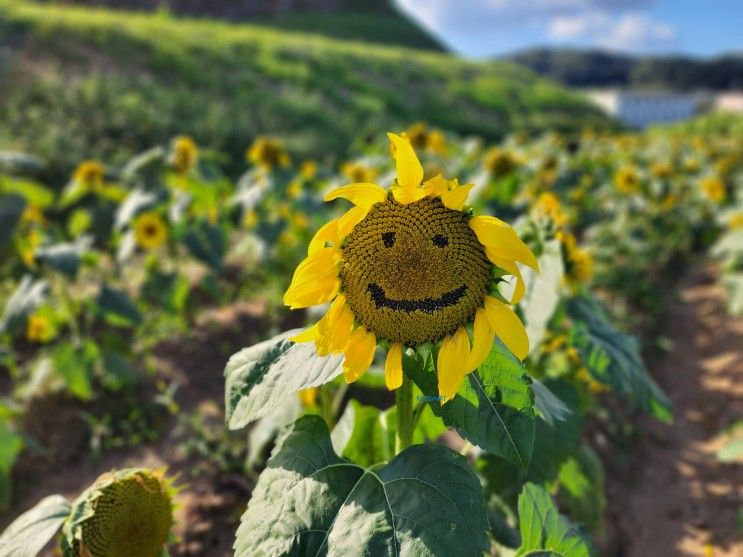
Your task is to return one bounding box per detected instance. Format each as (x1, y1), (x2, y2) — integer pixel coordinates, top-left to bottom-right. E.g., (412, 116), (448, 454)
(604, 265), (743, 557)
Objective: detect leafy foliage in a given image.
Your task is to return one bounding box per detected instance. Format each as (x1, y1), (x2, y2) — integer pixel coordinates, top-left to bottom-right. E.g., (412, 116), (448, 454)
(235, 415), (489, 556)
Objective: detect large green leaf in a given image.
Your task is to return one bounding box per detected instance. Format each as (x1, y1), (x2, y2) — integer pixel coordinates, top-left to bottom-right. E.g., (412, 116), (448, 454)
(568, 294), (672, 423)
(96, 285), (142, 326)
(225, 331), (343, 430)
(0, 194), (25, 245)
(35, 236), (93, 278)
(408, 341), (535, 470)
(0, 495), (71, 557)
(235, 415), (489, 556)
(183, 220), (225, 270)
(516, 483), (591, 557)
(0, 275), (48, 336)
(558, 446), (605, 532)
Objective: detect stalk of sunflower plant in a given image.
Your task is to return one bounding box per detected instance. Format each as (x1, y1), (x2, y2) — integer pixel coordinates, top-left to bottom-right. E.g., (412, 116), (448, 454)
(284, 133), (538, 405)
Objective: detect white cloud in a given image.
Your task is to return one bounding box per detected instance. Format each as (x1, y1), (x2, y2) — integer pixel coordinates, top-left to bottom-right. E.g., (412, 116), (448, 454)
(547, 11), (676, 51)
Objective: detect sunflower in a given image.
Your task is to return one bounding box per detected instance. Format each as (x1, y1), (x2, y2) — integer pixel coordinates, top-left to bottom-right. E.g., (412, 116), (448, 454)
(729, 212), (743, 230)
(26, 313), (55, 343)
(558, 231), (593, 286)
(171, 135), (198, 175)
(531, 192), (569, 227)
(73, 160), (105, 191)
(247, 137), (290, 170)
(284, 133), (538, 401)
(341, 161), (378, 184)
(133, 213), (168, 250)
(614, 165), (640, 194)
(483, 147), (518, 177)
(700, 175), (726, 203)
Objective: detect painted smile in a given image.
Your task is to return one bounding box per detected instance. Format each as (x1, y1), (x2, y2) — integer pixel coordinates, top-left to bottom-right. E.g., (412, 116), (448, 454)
(368, 283), (468, 314)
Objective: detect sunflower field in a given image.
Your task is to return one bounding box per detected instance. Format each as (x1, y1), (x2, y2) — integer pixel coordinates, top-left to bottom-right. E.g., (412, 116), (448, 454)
(0, 107), (741, 556)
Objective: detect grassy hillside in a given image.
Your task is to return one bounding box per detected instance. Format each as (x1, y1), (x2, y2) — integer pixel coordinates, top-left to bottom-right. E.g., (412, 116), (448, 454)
(0, 1), (611, 176)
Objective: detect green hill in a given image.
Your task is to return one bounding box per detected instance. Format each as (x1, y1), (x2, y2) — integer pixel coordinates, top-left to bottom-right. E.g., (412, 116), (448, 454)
(0, 1), (611, 175)
(507, 48), (743, 91)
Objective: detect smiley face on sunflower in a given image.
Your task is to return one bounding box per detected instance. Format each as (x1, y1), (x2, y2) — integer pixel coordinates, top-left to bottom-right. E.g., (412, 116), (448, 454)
(284, 133), (538, 401)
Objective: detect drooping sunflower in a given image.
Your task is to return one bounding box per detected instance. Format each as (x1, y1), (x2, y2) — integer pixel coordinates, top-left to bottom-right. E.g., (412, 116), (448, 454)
(284, 133), (538, 401)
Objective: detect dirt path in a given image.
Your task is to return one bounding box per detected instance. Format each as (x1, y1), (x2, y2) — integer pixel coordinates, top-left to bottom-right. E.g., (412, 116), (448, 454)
(608, 265), (743, 557)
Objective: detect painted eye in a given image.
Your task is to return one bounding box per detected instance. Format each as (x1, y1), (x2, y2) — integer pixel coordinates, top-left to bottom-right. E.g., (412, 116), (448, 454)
(382, 232), (396, 247)
(432, 234), (448, 247)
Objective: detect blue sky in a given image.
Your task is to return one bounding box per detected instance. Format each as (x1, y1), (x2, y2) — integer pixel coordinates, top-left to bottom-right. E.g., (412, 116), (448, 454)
(394, 0), (742, 58)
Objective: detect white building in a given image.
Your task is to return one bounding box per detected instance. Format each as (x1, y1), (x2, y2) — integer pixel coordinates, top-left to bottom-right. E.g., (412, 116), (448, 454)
(587, 90), (700, 128)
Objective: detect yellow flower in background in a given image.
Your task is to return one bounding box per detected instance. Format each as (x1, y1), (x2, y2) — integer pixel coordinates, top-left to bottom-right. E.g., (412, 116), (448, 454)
(73, 160), (105, 190)
(285, 133), (538, 401)
(134, 213), (168, 250)
(575, 366), (607, 394)
(247, 137), (290, 170)
(20, 205), (47, 226)
(26, 313), (55, 343)
(171, 135), (198, 175)
(286, 179), (302, 199)
(614, 165), (640, 194)
(292, 212), (310, 231)
(300, 160), (318, 180)
(729, 212), (743, 230)
(404, 123), (447, 155)
(700, 176), (726, 203)
(659, 194), (677, 212)
(279, 230), (296, 247)
(532, 192), (569, 227)
(484, 147), (518, 177)
(683, 157), (700, 173)
(298, 387), (318, 408)
(559, 232), (593, 286)
(650, 162), (673, 179)
(341, 161), (377, 184)
(244, 209), (258, 229)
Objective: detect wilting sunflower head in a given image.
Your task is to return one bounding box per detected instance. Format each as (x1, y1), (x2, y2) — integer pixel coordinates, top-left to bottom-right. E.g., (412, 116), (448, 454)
(171, 135), (198, 175)
(284, 133), (538, 400)
(61, 468), (175, 557)
(73, 161), (105, 190)
(134, 212), (168, 250)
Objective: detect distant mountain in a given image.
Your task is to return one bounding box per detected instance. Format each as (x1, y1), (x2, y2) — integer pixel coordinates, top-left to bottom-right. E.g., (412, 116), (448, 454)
(506, 48), (743, 91)
(35, 0), (446, 51)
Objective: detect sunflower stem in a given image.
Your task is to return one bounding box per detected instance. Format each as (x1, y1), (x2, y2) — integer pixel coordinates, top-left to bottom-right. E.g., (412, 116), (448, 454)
(395, 372), (414, 454)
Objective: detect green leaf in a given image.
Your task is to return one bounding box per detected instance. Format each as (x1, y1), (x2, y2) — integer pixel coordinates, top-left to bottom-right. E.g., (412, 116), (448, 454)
(516, 483), (591, 557)
(235, 415), (489, 556)
(0, 423), (23, 511)
(557, 446), (605, 532)
(0, 495), (71, 557)
(0, 194), (26, 245)
(96, 285), (142, 326)
(332, 401), (395, 467)
(568, 294), (672, 423)
(408, 340), (535, 470)
(532, 379), (571, 426)
(52, 342), (96, 400)
(35, 236), (93, 278)
(0, 275), (48, 336)
(113, 188), (160, 231)
(183, 220), (225, 270)
(225, 331), (343, 430)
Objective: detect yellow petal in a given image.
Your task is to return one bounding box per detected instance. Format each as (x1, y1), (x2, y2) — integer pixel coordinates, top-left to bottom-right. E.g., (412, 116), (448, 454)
(324, 183), (386, 208)
(387, 132), (423, 191)
(337, 205), (369, 240)
(441, 183), (474, 211)
(464, 307), (494, 373)
(290, 324), (319, 343)
(470, 215), (539, 270)
(422, 174), (449, 196)
(489, 255), (526, 305)
(437, 327), (471, 403)
(391, 184), (427, 204)
(315, 294), (354, 356)
(284, 249), (340, 309)
(343, 327), (376, 383)
(484, 296), (529, 360)
(384, 343), (403, 390)
(308, 219), (339, 254)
